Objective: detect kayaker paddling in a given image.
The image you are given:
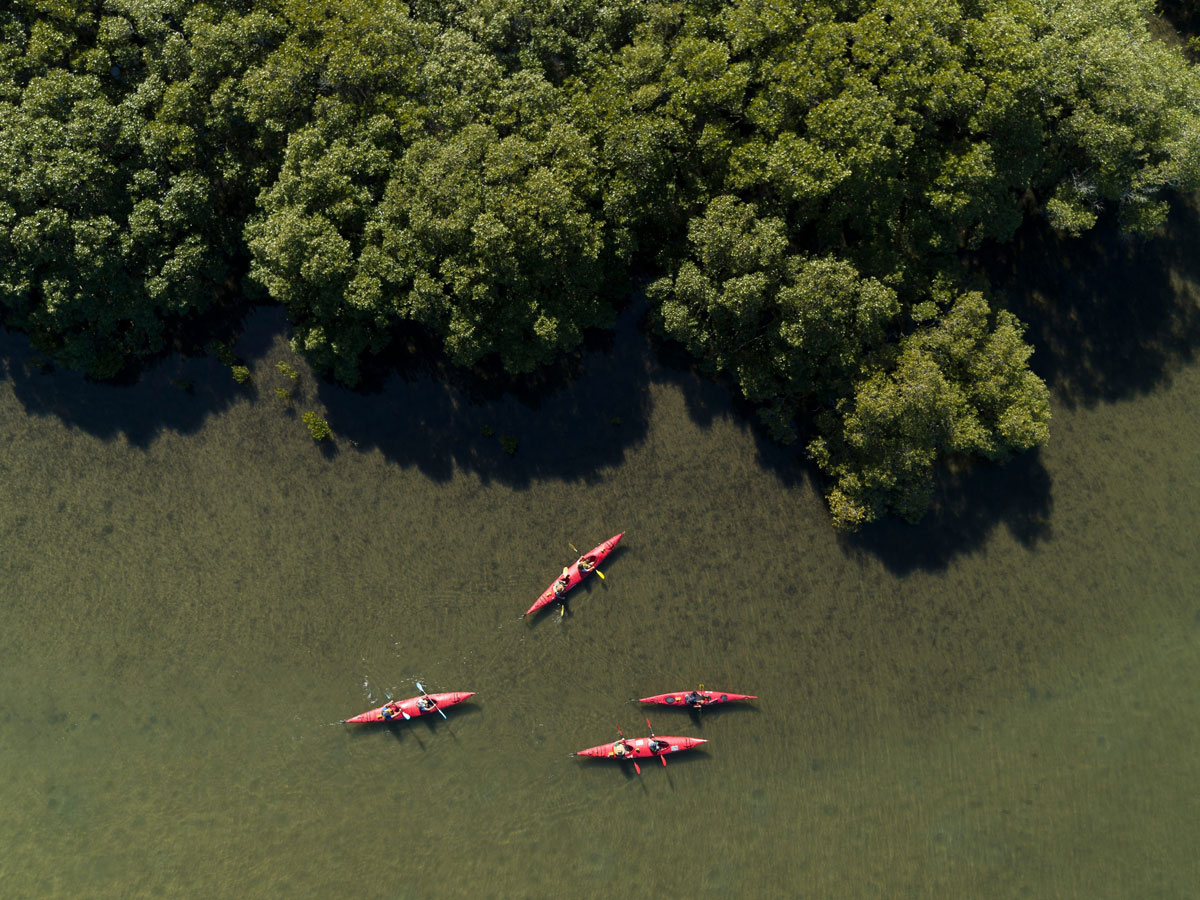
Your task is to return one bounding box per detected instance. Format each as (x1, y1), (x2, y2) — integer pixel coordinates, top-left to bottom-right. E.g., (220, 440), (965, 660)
(342, 691), (475, 725)
(577, 718), (704, 772)
(638, 689), (757, 707)
(379, 702), (401, 721)
(553, 567), (571, 596)
(643, 717), (671, 767)
(525, 533), (623, 617)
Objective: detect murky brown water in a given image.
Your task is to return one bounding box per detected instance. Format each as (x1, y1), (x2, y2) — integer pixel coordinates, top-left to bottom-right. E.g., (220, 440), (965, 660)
(2, 208), (1199, 898)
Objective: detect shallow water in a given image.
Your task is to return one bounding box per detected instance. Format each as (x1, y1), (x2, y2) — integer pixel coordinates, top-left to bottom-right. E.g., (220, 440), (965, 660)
(2, 210), (1200, 898)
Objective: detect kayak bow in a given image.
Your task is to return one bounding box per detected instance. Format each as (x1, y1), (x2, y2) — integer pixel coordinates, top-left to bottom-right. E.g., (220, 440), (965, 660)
(525, 532), (624, 616)
(341, 691), (475, 724)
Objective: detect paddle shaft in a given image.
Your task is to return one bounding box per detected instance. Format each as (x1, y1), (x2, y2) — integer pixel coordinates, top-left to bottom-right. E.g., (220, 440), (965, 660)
(569, 543), (605, 580)
(646, 717), (667, 766)
(373, 683), (409, 721)
(616, 725), (640, 775)
(416, 682), (448, 719)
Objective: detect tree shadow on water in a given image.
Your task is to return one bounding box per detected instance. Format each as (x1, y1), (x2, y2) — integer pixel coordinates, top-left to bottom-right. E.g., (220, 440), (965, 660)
(315, 300), (656, 486)
(844, 449), (1053, 575)
(636, 300), (1055, 572)
(641, 320), (815, 491)
(8, 194), (1192, 577)
(0, 324), (249, 447)
(841, 196), (1200, 573)
(0, 290), (657, 481)
(973, 195), (1200, 409)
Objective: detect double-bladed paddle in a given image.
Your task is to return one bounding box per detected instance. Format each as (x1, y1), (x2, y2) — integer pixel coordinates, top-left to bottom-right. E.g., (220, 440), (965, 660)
(568, 542), (605, 580)
(374, 683), (410, 721)
(615, 725), (640, 775)
(416, 681), (447, 719)
(646, 717), (667, 766)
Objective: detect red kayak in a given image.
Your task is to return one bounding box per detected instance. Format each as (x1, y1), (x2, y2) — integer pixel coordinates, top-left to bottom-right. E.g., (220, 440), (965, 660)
(341, 691), (474, 724)
(639, 690), (758, 707)
(576, 735), (706, 760)
(525, 532), (624, 616)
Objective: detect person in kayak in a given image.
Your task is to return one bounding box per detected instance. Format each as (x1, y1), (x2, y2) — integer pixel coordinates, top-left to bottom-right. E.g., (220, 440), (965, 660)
(684, 691), (707, 708)
(578, 556), (594, 574)
(416, 696), (438, 712)
(612, 739), (632, 758)
(649, 738), (669, 755)
(553, 567), (571, 596)
(379, 703), (400, 721)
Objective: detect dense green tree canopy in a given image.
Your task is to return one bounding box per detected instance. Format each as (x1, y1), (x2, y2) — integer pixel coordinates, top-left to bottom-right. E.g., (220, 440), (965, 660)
(650, 195), (900, 432)
(809, 289), (1051, 529)
(0, 0), (286, 374)
(241, 0), (633, 382)
(2, 0), (1198, 527)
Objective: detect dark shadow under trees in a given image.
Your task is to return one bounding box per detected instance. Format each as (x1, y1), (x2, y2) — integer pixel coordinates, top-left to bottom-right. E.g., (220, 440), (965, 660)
(3, 196), (1200, 571)
(972, 195), (1200, 410)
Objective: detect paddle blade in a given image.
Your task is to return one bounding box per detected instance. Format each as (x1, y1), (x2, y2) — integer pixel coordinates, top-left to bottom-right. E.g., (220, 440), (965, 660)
(661, 755), (667, 767)
(632, 760), (641, 775)
(402, 711), (411, 720)
(437, 708), (447, 720)
(595, 569), (605, 580)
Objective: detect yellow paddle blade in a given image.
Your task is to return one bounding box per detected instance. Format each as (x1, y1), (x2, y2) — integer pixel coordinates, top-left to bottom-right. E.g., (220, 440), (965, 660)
(595, 569), (605, 580)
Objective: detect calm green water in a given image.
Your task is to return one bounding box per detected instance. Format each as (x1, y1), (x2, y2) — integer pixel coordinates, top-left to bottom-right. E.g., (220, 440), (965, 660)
(3, 211), (1200, 898)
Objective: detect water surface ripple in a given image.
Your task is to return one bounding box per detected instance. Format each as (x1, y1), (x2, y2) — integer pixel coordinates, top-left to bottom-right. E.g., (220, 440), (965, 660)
(2, 210), (1199, 898)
